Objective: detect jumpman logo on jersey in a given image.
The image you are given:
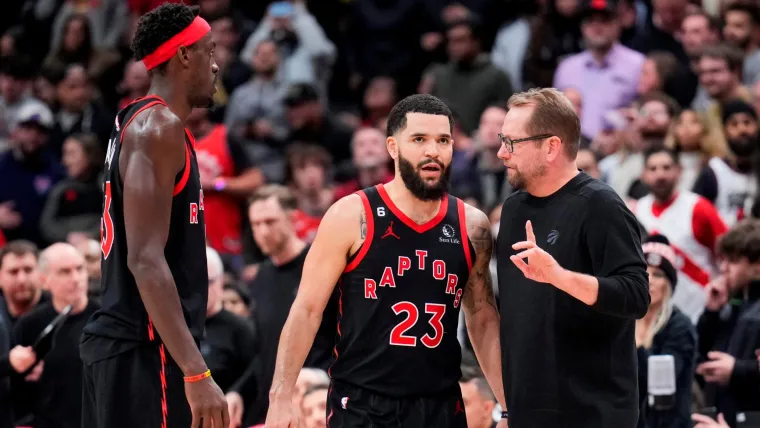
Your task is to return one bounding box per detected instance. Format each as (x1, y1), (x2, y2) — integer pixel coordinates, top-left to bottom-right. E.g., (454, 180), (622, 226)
(382, 220), (400, 239)
(454, 399), (464, 415)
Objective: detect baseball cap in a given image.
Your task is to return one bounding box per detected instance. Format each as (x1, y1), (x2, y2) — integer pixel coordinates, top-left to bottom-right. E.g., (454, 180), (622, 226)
(15, 101), (54, 131)
(284, 83), (319, 107)
(580, 0), (618, 17)
(642, 234), (678, 289)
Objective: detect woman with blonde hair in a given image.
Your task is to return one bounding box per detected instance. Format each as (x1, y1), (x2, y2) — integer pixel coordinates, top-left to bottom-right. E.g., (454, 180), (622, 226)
(664, 109), (729, 191)
(636, 235), (697, 428)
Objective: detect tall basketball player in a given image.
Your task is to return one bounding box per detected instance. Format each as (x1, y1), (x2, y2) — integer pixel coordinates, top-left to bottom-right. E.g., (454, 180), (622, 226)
(266, 94), (507, 427)
(79, 4), (229, 428)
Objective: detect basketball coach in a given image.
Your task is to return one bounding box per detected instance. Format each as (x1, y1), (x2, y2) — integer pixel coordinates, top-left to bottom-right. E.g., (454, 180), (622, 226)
(495, 88), (649, 428)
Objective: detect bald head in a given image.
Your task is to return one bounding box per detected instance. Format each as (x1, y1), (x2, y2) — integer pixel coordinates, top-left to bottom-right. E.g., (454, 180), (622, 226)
(39, 242), (88, 306)
(39, 243), (84, 273)
(206, 247), (224, 281)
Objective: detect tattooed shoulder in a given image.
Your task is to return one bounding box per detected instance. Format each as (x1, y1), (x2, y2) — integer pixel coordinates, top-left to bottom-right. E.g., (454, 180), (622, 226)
(360, 208), (367, 240)
(464, 204), (493, 254)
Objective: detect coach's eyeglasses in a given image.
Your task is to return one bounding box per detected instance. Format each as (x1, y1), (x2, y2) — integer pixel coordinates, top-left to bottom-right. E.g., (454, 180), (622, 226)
(497, 133), (553, 153)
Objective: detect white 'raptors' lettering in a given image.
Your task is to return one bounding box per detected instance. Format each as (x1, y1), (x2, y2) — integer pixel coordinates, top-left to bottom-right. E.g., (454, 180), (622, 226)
(105, 137), (116, 169)
(362, 252), (460, 300)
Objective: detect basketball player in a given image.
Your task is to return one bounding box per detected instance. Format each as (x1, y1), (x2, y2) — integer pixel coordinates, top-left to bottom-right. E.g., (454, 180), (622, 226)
(79, 4), (229, 428)
(266, 94), (506, 427)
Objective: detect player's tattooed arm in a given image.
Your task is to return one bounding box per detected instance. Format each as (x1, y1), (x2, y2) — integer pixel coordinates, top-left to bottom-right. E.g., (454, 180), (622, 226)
(462, 203), (506, 410)
(463, 204), (497, 315)
(360, 207), (367, 240)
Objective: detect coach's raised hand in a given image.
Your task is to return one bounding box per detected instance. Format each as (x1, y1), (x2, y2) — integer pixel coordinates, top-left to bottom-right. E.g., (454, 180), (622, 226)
(185, 374), (230, 428)
(510, 220), (564, 284)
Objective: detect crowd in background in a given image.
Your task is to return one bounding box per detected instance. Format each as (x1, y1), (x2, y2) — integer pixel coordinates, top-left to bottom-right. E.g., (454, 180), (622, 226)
(0, 0), (760, 427)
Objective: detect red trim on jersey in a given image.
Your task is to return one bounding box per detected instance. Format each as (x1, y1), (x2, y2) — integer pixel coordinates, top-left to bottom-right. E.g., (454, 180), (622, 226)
(118, 99), (166, 144)
(456, 199), (473, 271)
(158, 343), (168, 428)
(691, 197), (728, 253)
(376, 184), (448, 233)
(173, 144), (191, 196)
(328, 281), (344, 379)
(344, 191), (374, 273)
(184, 128), (197, 149)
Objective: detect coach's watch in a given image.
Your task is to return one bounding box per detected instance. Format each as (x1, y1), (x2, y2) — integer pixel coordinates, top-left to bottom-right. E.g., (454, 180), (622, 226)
(501, 411), (509, 419)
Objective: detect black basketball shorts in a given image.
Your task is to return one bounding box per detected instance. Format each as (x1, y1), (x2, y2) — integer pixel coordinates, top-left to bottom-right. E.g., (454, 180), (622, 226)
(80, 337), (192, 428)
(326, 380), (467, 428)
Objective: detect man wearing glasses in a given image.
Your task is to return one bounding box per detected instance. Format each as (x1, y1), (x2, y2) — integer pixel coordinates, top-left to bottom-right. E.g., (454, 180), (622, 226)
(495, 87), (650, 428)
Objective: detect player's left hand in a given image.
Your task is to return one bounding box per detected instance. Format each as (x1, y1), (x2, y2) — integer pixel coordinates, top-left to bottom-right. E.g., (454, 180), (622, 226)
(696, 351), (735, 386)
(510, 220), (564, 285)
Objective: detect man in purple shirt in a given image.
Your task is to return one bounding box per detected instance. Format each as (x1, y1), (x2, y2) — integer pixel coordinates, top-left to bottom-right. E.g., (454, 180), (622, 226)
(553, 0), (645, 140)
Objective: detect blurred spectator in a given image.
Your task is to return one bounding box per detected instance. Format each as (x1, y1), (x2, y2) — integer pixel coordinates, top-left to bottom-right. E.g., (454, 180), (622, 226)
(636, 92), (680, 150)
(293, 367), (329, 416)
(190, 107), (263, 271)
(696, 44), (751, 130)
(32, 67), (59, 108)
(472, 104), (510, 208)
(672, 9), (720, 110)
(634, 147), (727, 321)
(116, 60), (149, 111)
(222, 281), (251, 318)
(201, 247), (257, 393)
(0, 102), (64, 246)
(636, 235), (697, 428)
(70, 238), (100, 300)
(696, 220), (760, 427)
(48, 64), (112, 156)
(359, 76), (398, 130)
(239, 1), (336, 98)
(460, 375), (498, 428)
(333, 127), (393, 201)
(284, 144), (333, 241)
(721, 1), (760, 87)
(300, 384), (328, 428)
(228, 185), (335, 426)
(284, 83), (354, 165)
(630, 0), (689, 64)
(693, 100), (758, 227)
(638, 51), (680, 97)
(39, 133), (103, 244)
(0, 241), (47, 330)
(0, 56), (38, 149)
(664, 109), (729, 192)
(554, 0), (645, 140)
(425, 15), (513, 135)
(577, 148), (601, 179)
(490, 1), (538, 92)
(43, 14), (121, 94)
(522, 0), (584, 90)
(12, 243), (98, 428)
(49, 1), (128, 51)
(225, 39), (290, 177)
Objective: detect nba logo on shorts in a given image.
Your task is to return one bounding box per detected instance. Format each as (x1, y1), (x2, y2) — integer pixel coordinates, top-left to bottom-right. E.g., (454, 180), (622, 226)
(341, 397), (349, 409)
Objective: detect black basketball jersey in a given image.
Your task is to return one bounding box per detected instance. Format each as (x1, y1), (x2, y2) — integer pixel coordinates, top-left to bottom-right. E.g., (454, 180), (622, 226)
(329, 184), (474, 397)
(83, 95), (208, 344)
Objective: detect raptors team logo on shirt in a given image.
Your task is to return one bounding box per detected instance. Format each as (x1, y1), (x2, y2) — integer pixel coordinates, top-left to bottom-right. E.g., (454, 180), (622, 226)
(439, 224), (460, 244)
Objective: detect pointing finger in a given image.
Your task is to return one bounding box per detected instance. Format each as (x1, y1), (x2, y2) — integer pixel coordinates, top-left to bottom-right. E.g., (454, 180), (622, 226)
(510, 255), (530, 276)
(526, 220), (536, 243)
(514, 248), (538, 259)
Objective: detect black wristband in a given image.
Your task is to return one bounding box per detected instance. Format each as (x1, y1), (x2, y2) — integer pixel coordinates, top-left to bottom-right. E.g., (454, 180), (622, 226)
(501, 411), (509, 419)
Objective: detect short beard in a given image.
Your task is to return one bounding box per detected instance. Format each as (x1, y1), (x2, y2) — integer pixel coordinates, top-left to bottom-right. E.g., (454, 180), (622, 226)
(398, 154), (450, 201)
(507, 162), (546, 190)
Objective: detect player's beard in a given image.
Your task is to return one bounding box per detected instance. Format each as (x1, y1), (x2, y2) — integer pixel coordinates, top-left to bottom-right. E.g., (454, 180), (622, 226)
(398, 153), (450, 201)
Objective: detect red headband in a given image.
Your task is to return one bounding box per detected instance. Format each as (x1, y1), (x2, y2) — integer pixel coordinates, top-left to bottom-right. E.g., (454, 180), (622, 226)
(141, 16), (211, 71)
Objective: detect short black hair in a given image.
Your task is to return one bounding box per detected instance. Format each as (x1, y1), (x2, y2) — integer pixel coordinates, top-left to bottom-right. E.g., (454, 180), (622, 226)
(0, 240), (38, 270)
(0, 55), (35, 80)
(644, 146), (679, 165)
(131, 3), (201, 72)
(718, 219), (760, 263)
(446, 15), (484, 42)
(724, 0), (760, 26)
(386, 94), (454, 137)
